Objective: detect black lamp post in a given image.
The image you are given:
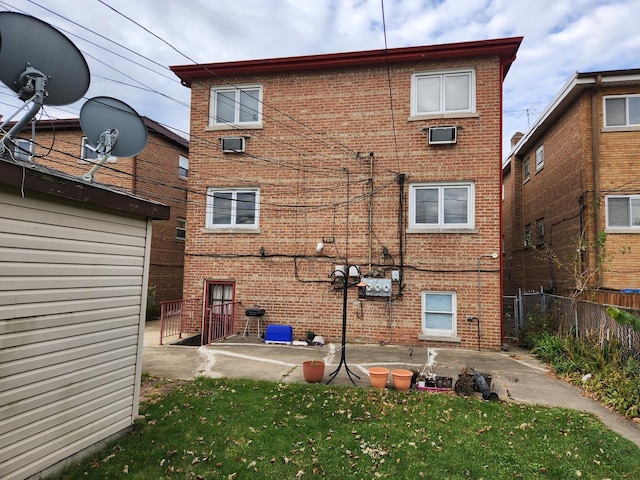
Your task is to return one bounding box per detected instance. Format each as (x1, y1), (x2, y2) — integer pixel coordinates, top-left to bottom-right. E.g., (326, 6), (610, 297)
(327, 265), (367, 385)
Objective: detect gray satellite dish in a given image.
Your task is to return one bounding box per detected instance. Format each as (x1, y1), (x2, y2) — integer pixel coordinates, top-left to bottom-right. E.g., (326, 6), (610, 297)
(0, 12), (90, 150)
(0, 12), (90, 105)
(80, 96), (148, 182)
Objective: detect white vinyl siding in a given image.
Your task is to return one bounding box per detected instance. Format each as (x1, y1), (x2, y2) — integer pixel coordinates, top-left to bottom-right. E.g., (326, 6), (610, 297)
(0, 190), (151, 480)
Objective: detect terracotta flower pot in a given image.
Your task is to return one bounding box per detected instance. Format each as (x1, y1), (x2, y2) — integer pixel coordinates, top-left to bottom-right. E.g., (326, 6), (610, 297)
(391, 369), (413, 390)
(302, 360), (325, 383)
(368, 367), (389, 389)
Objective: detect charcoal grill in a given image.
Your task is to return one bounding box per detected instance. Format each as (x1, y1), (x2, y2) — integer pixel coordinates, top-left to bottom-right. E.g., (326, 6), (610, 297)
(243, 307), (265, 338)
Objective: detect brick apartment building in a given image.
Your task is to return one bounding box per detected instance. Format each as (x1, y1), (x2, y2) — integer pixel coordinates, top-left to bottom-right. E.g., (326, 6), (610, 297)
(11, 117), (189, 302)
(503, 69), (640, 296)
(171, 37), (522, 350)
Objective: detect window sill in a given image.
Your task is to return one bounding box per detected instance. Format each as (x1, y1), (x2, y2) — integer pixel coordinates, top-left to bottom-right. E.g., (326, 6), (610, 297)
(605, 227), (640, 234)
(202, 227), (261, 234)
(407, 227), (478, 234)
(418, 334), (461, 343)
(206, 124), (263, 131)
(602, 125), (640, 133)
(408, 112), (479, 122)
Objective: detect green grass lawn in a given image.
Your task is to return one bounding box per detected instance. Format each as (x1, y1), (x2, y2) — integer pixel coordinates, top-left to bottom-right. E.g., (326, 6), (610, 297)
(52, 377), (640, 479)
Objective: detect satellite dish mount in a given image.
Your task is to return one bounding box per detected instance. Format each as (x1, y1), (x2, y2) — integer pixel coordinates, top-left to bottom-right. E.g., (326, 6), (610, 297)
(80, 96), (148, 182)
(0, 12), (90, 152)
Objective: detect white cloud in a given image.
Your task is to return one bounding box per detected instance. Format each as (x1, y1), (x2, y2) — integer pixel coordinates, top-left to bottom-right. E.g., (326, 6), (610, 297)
(1, 0), (638, 155)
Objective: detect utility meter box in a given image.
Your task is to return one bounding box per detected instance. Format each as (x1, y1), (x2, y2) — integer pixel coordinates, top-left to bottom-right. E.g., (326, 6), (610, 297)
(362, 278), (392, 297)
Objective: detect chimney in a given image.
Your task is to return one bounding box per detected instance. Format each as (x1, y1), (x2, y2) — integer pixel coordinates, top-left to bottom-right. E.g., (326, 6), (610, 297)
(510, 132), (524, 148)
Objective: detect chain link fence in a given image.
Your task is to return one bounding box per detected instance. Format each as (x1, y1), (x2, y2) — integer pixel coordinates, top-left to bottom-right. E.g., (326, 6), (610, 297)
(505, 291), (639, 361)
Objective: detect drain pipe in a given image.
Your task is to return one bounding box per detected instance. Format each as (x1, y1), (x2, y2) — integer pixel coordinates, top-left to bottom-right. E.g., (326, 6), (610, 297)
(477, 253), (499, 350)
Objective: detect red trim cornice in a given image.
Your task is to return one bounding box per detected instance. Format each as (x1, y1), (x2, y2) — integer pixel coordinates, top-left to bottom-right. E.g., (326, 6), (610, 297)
(171, 37), (523, 87)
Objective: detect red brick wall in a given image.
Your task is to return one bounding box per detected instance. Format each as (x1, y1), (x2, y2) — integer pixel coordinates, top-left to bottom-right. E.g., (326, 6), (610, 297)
(184, 56), (504, 349)
(18, 126), (187, 303)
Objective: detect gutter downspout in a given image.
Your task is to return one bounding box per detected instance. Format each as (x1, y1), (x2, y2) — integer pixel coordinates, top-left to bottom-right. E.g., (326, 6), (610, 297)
(591, 75), (602, 288)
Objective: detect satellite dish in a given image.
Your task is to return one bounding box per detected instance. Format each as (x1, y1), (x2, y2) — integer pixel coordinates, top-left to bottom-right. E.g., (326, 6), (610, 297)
(0, 12), (90, 105)
(80, 96), (148, 181)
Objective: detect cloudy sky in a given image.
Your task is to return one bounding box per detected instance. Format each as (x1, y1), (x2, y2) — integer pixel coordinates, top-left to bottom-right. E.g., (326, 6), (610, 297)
(1, 0), (639, 158)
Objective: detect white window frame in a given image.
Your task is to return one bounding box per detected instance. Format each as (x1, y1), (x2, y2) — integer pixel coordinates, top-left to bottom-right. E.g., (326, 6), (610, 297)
(13, 139), (32, 161)
(205, 187), (260, 229)
(209, 84), (263, 128)
(80, 137), (116, 164)
(606, 195), (640, 231)
(176, 218), (186, 240)
(422, 290), (457, 337)
(523, 157), (531, 182)
(535, 145), (544, 172)
(179, 155), (189, 179)
(604, 94), (640, 127)
(411, 68), (476, 117)
(409, 182), (475, 230)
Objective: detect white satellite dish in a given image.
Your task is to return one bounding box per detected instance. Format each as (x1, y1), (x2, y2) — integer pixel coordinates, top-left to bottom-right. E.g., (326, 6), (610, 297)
(0, 12), (90, 150)
(80, 96), (148, 182)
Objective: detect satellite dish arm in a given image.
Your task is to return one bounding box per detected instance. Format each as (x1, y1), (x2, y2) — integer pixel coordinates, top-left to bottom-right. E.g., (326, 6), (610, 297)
(0, 68), (47, 150)
(82, 129), (119, 182)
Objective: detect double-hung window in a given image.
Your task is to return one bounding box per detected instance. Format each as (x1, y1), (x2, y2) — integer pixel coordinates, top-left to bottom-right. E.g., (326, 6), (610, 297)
(535, 145), (544, 171)
(604, 95), (640, 127)
(422, 291), (457, 337)
(410, 182), (475, 229)
(179, 155), (189, 179)
(210, 85), (262, 128)
(606, 195), (640, 229)
(411, 68), (475, 116)
(206, 187), (259, 229)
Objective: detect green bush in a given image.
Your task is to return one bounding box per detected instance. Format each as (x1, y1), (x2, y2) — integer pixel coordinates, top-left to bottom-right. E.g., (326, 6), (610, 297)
(146, 285), (161, 320)
(531, 333), (640, 418)
(518, 312), (555, 349)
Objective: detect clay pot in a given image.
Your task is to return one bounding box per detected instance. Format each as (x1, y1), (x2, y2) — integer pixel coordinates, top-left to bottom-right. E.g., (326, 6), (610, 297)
(302, 361), (325, 383)
(391, 369), (413, 390)
(368, 367), (390, 389)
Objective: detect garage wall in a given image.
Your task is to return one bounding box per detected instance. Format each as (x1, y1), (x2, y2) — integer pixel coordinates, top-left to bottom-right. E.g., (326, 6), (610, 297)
(0, 189), (152, 480)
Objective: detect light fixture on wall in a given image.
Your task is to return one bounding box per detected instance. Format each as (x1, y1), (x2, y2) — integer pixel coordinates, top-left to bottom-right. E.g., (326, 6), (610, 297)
(316, 242), (324, 253)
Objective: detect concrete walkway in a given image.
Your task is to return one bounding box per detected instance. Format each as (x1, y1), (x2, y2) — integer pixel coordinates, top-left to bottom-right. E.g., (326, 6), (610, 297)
(142, 320), (640, 448)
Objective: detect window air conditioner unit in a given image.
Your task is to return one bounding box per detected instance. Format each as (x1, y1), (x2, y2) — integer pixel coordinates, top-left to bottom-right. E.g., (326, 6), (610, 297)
(221, 137), (246, 153)
(428, 126), (457, 145)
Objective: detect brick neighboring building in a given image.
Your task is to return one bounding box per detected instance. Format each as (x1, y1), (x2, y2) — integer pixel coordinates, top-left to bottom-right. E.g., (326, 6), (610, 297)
(171, 37), (522, 350)
(503, 69), (640, 296)
(12, 117), (189, 302)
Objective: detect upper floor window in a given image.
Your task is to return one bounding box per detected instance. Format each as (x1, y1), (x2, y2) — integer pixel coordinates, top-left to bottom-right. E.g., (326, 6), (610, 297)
(176, 218), (186, 240)
(206, 187), (259, 229)
(81, 137), (116, 163)
(524, 223), (532, 248)
(523, 157), (531, 182)
(210, 85), (262, 128)
(409, 182), (475, 229)
(536, 218), (545, 246)
(411, 69), (475, 116)
(14, 139), (32, 161)
(604, 95), (640, 127)
(179, 155), (189, 179)
(535, 145), (544, 171)
(606, 195), (640, 229)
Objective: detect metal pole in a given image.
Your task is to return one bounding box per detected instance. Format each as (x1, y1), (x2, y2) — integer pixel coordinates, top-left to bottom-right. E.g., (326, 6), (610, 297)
(327, 267), (361, 385)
